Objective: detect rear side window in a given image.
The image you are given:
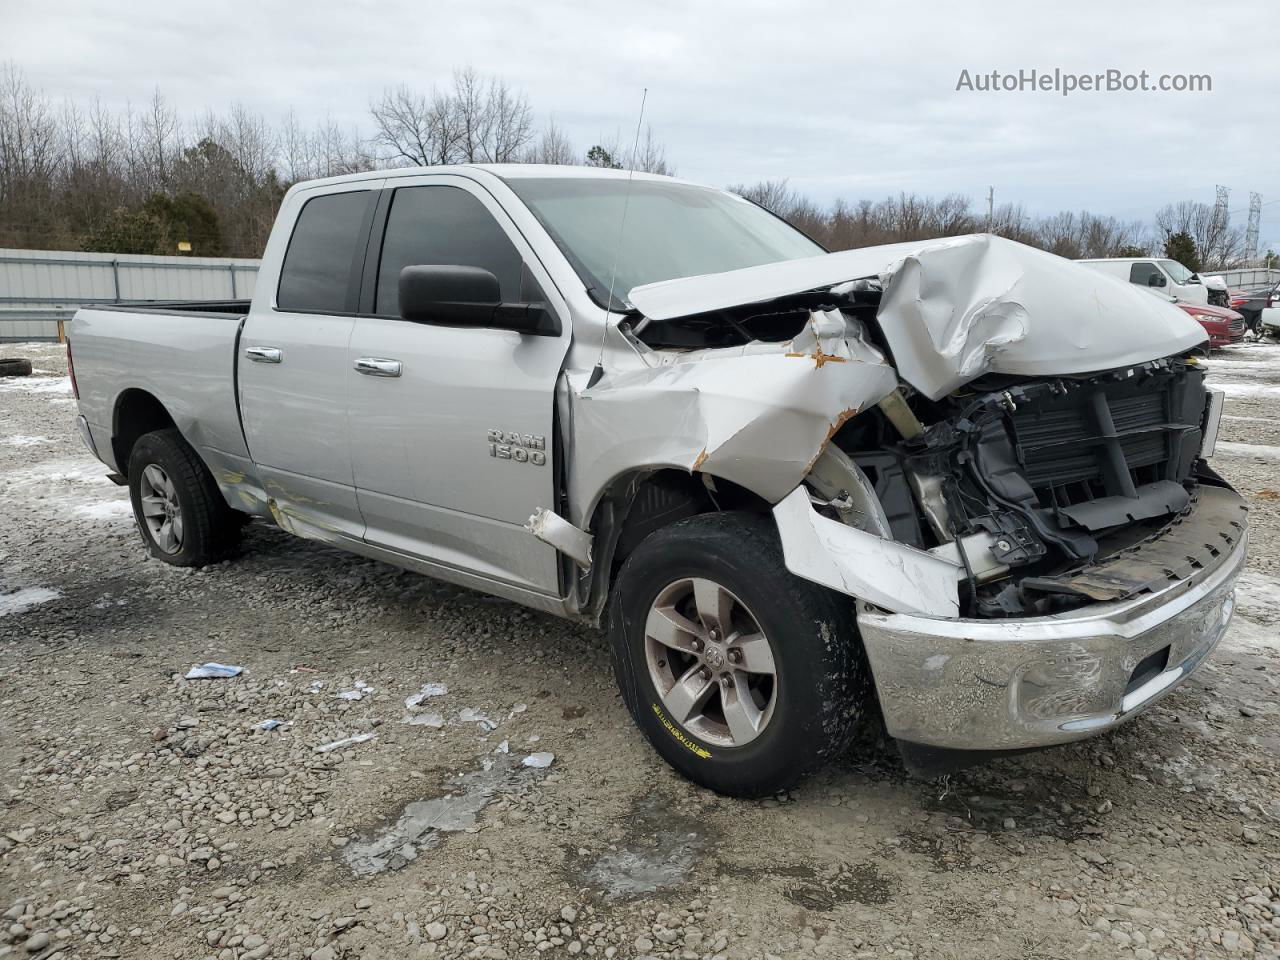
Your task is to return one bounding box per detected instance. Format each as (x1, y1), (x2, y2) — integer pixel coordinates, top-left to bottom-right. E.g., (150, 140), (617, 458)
(375, 186), (523, 316)
(1129, 262), (1161, 286)
(277, 191), (372, 313)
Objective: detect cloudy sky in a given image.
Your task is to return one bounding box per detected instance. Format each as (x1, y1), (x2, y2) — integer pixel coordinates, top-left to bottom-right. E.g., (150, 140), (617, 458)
(8, 0), (1278, 247)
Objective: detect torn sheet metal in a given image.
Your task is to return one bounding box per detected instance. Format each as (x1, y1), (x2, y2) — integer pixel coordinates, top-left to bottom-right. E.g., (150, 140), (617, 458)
(629, 235), (1207, 402)
(568, 310), (897, 521)
(526, 507), (593, 567)
(772, 486), (960, 617)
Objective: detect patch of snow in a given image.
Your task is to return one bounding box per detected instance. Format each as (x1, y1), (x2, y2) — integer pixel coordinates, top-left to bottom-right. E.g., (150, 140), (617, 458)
(74, 499), (133, 520)
(0, 435), (52, 447)
(1215, 382), (1280, 400)
(0, 586), (61, 617)
(1213, 441), (1280, 461)
(1222, 414), (1280, 425)
(1232, 569), (1280, 627)
(0, 376), (72, 395)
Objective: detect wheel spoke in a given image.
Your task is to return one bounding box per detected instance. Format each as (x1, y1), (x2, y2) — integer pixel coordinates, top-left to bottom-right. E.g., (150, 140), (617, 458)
(143, 465), (166, 493)
(171, 513), (184, 546)
(158, 520), (175, 552)
(692, 578), (733, 634)
(662, 663), (716, 724)
(733, 632), (776, 676)
(723, 674), (765, 743)
(645, 603), (703, 653)
(140, 495), (167, 518)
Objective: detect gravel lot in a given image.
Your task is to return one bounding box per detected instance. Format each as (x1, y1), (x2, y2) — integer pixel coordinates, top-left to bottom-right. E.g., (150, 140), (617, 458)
(3, 339), (1280, 960)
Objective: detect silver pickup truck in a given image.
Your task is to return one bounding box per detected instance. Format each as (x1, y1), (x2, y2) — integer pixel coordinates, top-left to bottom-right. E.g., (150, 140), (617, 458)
(68, 165), (1246, 796)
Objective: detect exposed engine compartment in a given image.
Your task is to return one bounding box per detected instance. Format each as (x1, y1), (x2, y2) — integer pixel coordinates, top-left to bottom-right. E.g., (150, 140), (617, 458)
(626, 282), (1228, 620)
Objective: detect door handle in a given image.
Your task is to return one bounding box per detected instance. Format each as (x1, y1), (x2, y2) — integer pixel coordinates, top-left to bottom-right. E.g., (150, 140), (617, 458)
(354, 357), (403, 378)
(245, 346), (283, 364)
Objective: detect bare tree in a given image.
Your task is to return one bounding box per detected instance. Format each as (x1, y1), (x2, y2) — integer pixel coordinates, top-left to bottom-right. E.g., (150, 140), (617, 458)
(370, 84), (458, 166)
(524, 117), (575, 165)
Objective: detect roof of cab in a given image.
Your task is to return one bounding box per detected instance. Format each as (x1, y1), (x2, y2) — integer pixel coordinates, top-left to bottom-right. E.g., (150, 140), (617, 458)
(285, 163), (698, 196)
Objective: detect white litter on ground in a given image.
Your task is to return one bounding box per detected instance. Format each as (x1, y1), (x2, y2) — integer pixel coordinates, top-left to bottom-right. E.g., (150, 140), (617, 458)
(401, 712), (445, 727)
(337, 680), (373, 700)
(0, 586), (61, 617)
(184, 662), (244, 679)
(459, 707), (498, 731)
(315, 732), (376, 753)
(404, 682), (448, 708)
(256, 719), (284, 731)
(521, 752), (555, 768)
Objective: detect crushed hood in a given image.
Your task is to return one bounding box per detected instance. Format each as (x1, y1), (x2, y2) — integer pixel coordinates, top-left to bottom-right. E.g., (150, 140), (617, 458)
(628, 234), (1208, 401)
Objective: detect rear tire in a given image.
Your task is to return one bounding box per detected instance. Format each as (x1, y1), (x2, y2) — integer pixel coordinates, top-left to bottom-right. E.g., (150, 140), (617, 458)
(608, 512), (873, 798)
(127, 429), (241, 567)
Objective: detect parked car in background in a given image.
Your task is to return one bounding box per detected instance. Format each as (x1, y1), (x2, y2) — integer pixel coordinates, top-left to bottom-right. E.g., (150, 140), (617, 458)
(1230, 281), (1280, 337)
(65, 166), (1242, 796)
(1078, 257), (1210, 305)
(1176, 301), (1246, 347)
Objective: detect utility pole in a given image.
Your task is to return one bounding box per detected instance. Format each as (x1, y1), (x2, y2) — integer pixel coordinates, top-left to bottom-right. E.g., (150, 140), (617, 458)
(986, 186), (994, 233)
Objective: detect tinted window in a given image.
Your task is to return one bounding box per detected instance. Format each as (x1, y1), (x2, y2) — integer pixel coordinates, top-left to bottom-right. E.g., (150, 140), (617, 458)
(376, 186), (523, 316)
(277, 191), (372, 312)
(1129, 262), (1161, 286)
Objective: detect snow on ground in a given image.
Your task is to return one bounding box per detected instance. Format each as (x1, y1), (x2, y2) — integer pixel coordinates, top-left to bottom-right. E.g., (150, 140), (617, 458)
(0, 586), (61, 617)
(0, 434), (53, 446)
(0, 375), (72, 395)
(1213, 440), (1280, 460)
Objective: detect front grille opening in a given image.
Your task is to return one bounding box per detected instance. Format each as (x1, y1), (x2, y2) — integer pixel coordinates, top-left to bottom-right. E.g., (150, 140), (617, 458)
(1125, 645), (1171, 695)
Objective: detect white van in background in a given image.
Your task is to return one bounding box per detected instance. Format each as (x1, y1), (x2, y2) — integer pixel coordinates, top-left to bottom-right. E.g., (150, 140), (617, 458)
(1077, 257), (1210, 305)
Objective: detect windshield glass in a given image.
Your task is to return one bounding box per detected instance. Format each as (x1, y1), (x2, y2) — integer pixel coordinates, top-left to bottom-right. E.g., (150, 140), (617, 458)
(1159, 259), (1195, 284)
(506, 177), (824, 308)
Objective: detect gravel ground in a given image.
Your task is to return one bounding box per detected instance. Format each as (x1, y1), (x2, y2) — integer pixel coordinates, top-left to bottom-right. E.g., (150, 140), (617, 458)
(3, 339), (1280, 960)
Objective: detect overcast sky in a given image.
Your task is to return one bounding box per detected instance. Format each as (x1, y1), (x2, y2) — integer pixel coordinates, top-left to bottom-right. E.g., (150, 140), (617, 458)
(7, 0), (1278, 248)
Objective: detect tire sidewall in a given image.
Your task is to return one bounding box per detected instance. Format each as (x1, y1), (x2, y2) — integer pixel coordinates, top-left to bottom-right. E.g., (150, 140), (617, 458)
(610, 515), (861, 795)
(127, 433), (203, 565)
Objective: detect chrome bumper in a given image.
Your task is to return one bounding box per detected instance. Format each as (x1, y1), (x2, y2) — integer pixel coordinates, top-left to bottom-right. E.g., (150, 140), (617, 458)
(859, 490), (1247, 751)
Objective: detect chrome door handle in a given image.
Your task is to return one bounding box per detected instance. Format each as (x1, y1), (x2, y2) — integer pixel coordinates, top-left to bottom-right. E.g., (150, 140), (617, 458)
(354, 357), (402, 378)
(245, 346), (283, 364)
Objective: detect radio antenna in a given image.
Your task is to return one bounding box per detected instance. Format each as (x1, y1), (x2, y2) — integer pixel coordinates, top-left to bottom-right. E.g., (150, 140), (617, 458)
(586, 87), (647, 389)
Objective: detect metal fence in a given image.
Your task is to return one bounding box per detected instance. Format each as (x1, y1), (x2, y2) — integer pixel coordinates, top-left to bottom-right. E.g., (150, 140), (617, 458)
(1210, 267), (1279, 291)
(0, 248), (261, 341)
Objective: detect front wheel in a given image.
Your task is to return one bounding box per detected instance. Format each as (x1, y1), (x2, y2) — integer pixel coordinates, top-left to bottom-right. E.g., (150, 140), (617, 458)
(127, 429), (241, 567)
(608, 512), (873, 797)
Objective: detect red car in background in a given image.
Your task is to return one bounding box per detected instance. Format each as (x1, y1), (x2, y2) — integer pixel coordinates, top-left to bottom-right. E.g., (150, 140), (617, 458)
(1177, 301), (1246, 348)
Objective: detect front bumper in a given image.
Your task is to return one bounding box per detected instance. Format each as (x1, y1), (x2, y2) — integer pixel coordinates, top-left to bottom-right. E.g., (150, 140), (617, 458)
(858, 485), (1247, 751)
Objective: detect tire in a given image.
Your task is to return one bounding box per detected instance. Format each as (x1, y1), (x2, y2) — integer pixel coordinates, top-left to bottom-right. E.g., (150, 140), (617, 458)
(127, 428), (241, 567)
(0, 358), (33, 377)
(608, 511), (873, 798)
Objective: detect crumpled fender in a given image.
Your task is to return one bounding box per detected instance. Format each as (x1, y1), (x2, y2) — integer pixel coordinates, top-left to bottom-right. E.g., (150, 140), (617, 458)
(567, 310), (897, 525)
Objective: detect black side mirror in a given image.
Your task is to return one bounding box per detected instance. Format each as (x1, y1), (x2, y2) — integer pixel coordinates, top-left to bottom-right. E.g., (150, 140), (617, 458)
(1147, 273), (1167, 288)
(399, 265), (558, 336)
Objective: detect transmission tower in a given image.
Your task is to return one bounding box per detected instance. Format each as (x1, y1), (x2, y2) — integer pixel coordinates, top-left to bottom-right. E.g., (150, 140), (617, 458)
(1213, 185), (1230, 234)
(1246, 192), (1262, 261)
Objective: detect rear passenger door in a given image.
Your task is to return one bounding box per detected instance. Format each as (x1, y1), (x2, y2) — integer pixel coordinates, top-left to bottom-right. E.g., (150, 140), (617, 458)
(345, 175), (571, 596)
(239, 183), (381, 541)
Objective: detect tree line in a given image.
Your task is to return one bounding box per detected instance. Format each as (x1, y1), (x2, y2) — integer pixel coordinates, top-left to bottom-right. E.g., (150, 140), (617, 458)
(0, 62), (1265, 269)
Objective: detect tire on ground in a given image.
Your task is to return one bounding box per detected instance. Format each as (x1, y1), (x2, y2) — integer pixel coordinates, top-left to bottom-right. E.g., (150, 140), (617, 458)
(0, 358), (34, 377)
(127, 428), (242, 567)
(608, 511), (873, 798)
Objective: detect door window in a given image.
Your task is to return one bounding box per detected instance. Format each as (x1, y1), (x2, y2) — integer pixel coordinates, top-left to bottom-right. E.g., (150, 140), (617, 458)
(375, 186), (524, 316)
(277, 191), (373, 313)
(1129, 262), (1162, 286)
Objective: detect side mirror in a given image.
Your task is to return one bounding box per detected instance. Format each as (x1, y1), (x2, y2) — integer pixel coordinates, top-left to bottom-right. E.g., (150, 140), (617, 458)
(1147, 273), (1167, 288)
(398, 265), (557, 336)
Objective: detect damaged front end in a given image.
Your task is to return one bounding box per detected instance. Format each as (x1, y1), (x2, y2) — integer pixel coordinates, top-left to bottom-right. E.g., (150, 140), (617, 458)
(606, 234), (1247, 754)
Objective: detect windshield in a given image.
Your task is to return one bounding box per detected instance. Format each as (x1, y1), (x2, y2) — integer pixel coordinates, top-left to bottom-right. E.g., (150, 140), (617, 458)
(1159, 259), (1195, 284)
(505, 177), (824, 308)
